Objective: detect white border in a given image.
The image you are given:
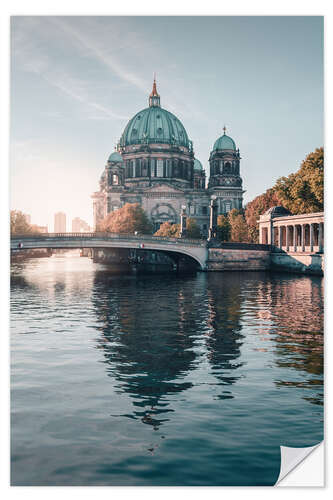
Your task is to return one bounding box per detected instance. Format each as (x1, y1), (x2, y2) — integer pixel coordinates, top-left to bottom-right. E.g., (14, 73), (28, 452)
(1, 1), (331, 498)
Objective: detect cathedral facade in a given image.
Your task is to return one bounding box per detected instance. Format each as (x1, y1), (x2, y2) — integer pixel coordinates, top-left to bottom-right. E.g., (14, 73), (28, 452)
(92, 80), (244, 236)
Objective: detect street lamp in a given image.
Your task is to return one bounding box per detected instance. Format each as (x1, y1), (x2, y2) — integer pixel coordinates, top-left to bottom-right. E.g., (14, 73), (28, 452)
(180, 205), (187, 238)
(208, 196), (218, 241)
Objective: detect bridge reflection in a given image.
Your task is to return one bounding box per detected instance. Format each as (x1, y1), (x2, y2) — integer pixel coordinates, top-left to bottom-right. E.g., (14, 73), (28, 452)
(92, 272), (245, 429)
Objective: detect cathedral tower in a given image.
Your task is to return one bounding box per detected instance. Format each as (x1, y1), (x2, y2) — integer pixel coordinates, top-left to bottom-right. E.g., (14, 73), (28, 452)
(208, 127), (244, 214)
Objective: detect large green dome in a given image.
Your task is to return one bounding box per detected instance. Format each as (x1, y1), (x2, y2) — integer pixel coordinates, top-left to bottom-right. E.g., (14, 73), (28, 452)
(119, 80), (190, 149)
(213, 132), (236, 151)
(120, 106), (190, 148)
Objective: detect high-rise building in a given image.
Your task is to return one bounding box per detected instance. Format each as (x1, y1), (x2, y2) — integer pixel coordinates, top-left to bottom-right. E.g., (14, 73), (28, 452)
(54, 212), (66, 233)
(72, 217), (91, 232)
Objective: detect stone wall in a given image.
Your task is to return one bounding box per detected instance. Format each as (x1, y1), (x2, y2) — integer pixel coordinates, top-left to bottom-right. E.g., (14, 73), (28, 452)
(207, 248), (271, 271)
(271, 252), (324, 276)
(11, 248), (52, 262)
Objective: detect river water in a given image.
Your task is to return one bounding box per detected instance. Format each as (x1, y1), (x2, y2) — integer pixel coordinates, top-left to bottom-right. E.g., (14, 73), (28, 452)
(10, 256), (324, 486)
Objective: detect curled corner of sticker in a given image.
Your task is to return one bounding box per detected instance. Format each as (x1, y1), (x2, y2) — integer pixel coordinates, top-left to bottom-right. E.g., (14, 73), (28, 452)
(275, 441), (323, 486)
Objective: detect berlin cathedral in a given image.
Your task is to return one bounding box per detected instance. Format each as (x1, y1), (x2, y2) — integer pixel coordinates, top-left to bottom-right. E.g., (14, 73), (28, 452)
(92, 79), (244, 236)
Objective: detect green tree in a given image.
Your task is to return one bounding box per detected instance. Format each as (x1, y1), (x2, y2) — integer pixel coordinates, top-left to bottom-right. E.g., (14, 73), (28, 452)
(154, 222), (180, 238)
(10, 210), (38, 235)
(274, 147), (323, 214)
(98, 203), (153, 234)
(217, 214), (231, 241)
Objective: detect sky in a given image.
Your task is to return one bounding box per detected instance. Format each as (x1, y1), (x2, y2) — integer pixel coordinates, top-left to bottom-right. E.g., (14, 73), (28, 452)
(10, 16), (323, 231)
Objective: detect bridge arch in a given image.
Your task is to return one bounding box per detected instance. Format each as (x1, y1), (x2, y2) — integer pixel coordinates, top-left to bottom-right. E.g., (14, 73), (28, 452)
(10, 233), (208, 271)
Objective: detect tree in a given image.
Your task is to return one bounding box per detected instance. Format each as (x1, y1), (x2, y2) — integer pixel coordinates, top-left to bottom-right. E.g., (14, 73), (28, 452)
(186, 218), (202, 239)
(228, 209), (249, 242)
(154, 218), (201, 238)
(10, 210), (38, 234)
(217, 215), (231, 242)
(274, 147), (323, 214)
(98, 203), (153, 234)
(154, 221), (180, 238)
(244, 188), (282, 243)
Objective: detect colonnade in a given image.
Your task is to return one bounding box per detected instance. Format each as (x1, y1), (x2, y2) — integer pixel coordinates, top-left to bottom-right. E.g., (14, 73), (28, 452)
(274, 222), (324, 253)
(259, 211), (324, 254)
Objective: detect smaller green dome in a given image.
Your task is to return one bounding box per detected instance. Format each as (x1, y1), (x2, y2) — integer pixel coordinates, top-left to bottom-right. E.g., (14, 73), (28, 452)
(194, 159), (203, 171)
(213, 133), (236, 151)
(108, 151), (123, 163)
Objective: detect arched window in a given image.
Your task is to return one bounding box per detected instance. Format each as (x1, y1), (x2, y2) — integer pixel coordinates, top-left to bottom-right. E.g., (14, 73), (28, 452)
(157, 159), (163, 177)
(224, 162), (231, 174)
(173, 160), (179, 178)
(135, 159), (141, 177)
(142, 159), (148, 177)
(166, 159), (172, 177)
(112, 174), (119, 185)
(179, 161), (184, 179)
(151, 158), (156, 177)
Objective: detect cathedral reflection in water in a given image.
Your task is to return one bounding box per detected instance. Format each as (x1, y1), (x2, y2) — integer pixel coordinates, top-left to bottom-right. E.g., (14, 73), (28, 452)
(92, 270), (323, 429)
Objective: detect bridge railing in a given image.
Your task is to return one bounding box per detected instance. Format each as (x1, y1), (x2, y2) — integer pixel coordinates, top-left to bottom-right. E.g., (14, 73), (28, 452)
(11, 232), (207, 247)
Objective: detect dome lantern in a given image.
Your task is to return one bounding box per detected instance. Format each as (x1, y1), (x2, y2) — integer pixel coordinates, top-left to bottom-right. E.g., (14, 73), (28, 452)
(149, 75), (160, 107)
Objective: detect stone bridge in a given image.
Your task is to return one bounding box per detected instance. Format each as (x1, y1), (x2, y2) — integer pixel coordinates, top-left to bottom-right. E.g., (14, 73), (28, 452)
(10, 232), (209, 270)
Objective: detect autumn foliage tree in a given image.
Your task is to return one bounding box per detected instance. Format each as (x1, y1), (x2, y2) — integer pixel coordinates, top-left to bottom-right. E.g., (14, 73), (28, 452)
(243, 147), (323, 242)
(274, 147), (323, 214)
(217, 215), (231, 242)
(98, 203), (153, 234)
(154, 222), (180, 238)
(244, 188), (282, 243)
(216, 210), (249, 243)
(228, 209), (249, 242)
(10, 210), (39, 235)
(154, 218), (202, 239)
(186, 218), (202, 239)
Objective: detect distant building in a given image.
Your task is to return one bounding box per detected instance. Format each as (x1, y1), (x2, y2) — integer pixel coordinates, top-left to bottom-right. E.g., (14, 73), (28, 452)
(72, 217), (91, 232)
(54, 212), (66, 233)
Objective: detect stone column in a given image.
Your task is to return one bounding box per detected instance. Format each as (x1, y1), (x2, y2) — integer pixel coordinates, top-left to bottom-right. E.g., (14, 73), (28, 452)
(301, 224), (305, 252)
(310, 223), (314, 253)
(318, 222), (323, 252)
(278, 226), (282, 249)
(286, 225), (290, 251)
(293, 225), (297, 252)
(208, 198), (218, 241)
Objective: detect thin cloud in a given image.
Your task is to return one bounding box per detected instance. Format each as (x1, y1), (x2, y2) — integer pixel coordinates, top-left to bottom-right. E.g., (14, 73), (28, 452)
(11, 18), (129, 121)
(50, 17), (148, 93)
(41, 71), (128, 120)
